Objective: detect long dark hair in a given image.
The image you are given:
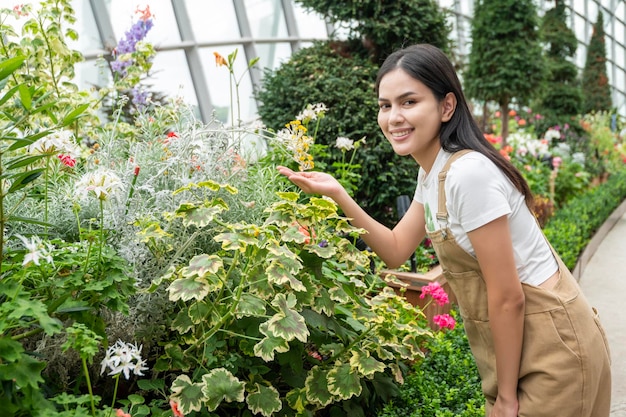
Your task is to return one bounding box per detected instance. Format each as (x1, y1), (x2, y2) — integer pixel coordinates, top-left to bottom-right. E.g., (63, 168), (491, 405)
(375, 44), (533, 208)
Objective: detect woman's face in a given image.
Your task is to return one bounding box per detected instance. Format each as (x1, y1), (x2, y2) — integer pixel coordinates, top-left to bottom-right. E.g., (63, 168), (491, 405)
(377, 68), (449, 167)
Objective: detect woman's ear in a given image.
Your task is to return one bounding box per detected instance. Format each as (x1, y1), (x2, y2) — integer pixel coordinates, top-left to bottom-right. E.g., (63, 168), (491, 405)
(441, 92), (457, 122)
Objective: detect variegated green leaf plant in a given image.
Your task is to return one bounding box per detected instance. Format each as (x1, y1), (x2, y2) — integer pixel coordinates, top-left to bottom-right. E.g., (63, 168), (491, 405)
(148, 180), (434, 416)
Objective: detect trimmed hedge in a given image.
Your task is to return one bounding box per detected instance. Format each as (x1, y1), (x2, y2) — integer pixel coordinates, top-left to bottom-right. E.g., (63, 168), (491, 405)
(377, 313), (484, 417)
(544, 170), (626, 270)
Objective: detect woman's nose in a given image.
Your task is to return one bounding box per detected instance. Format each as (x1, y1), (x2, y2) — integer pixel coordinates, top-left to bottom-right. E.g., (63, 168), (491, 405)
(389, 107), (404, 124)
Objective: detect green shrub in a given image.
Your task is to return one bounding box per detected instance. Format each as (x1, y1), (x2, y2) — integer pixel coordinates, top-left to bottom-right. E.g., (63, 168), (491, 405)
(377, 312), (484, 417)
(544, 170), (626, 269)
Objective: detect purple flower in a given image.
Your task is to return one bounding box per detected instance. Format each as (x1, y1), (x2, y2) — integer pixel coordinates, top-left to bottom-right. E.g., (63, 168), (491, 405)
(111, 18), (154, 77)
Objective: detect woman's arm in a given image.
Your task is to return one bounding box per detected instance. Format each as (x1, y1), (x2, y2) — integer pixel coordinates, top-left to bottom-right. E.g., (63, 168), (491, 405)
(468, 215), (524, 417)
(277, 166), (426, 268)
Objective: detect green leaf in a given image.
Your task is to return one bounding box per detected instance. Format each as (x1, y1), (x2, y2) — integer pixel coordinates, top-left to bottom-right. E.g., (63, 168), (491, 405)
(62, 103), (89, 125)
(18, 84), (32, 110)
(0, 84), (19, 107)
(8, 298), (63, 335)
(176, 204), (223, 228)
(0, 354), (45, 388)
(0, 336), (24, 362)
(137, 378), (165, 391)
(327, 362), (362, 400)
(170, 375), (203, 414)
(350, 351), (386, 376)
(168, 276), (212, 302)
(6, 215), (54, 227)
(235, 293), (266, 318)
(0, 56), (25, 81)
(285, 387), (308, 413)
(266, 294), (309, 343)
(214, 232), (257, 251)
(254, 322), (291, 361)
(171, 310), (194, 334)
(184, 254), (223, 278)
(246, 383), (282, 417)
(266, 259), (305, 291)
(8, 169), (44, 192)
(5, 154), (48, 170)
(200, 368), (245, 411)
(305, 366), (335, 406)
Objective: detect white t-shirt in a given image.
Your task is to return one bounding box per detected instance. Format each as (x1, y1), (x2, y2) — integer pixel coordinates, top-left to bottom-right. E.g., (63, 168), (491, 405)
(414, 148), (558, 286)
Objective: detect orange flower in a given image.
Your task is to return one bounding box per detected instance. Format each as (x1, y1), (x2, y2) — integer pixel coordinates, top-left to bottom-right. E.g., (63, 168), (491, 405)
(135, 5), (154, 21)
(508, 109), (517, 117)
(517, 118), (527, 126)
(494, 111), (501, 118)
(213, 52), (228, 67)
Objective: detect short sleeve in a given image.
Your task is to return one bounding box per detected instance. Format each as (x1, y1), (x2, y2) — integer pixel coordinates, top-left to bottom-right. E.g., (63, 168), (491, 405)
(446, 154), (513, 232)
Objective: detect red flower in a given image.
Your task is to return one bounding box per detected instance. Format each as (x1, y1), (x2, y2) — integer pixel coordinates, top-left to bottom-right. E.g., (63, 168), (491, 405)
(134, 166), (140, 176)
(58, 154), (76, 167)
(135, 5), (154, 22)
(170, 400), (184, 417)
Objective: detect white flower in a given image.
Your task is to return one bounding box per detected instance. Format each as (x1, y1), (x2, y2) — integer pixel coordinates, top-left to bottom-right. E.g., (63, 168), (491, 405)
(28, 130), (81, 157)
(335, 136), (354, 151)
(544, 128), (561, 142)
(100, 340), (149, 380)
(75, 169), (124, 201)
(296, 103), (328, 122)
(16, 234), (54, 267)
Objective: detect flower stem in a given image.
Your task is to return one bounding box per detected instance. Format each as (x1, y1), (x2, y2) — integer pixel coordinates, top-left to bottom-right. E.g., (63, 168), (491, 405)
(81, 357), (96, 417)
(108, 374), (120, 417)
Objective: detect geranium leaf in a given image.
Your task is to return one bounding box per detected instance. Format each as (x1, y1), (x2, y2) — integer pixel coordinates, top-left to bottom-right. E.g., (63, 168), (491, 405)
(235, 293), (266, 318)
(306, 243), (337, 258)
(350, 351), (386, 376)
(180, 205), (223, 228)
(184, 254), (222, 278)
(8, 298), (62, 335)
(281, 225), (309, 244)
(311, 288), (334, 316)
(327, 362), (362, 399)
(0, 336), (24, 362)
(170, 375), (203, 414)
(254, 322), (290, 361)
(266, 301), (309, 343)
(214, 232), (256, 251)
(0, 354), (45, 388)
(168, 276), (210, 302)
(305, 366), (334, 406)
(285, 387), (308, 413)
(200, 368), (245, 411)
(171, 310), (194, 334)
(266, 260), (305, 291)
(246, 383), (282, 417)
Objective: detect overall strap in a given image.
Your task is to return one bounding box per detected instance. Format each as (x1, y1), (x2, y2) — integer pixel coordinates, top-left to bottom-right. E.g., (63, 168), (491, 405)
(436, 149), (473, 222)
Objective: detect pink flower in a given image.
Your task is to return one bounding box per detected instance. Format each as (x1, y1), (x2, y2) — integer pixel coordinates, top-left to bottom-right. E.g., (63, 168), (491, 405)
(433, 314), (456, 330)
(115, 409), (131, 417)
(58, 154), (76, 167)
(552, 156), (562, 169)
(419, 282), (450, 306)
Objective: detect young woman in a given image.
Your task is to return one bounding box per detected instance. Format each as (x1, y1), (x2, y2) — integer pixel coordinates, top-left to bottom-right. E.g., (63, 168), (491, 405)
(278, 44), (611, 417)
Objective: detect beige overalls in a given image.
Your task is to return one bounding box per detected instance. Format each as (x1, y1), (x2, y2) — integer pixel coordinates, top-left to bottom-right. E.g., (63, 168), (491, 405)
(426, 150), (612, 416)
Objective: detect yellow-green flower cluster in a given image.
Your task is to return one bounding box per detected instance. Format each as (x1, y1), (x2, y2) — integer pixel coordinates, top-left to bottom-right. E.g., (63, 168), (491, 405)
(278, 120), (314, 171)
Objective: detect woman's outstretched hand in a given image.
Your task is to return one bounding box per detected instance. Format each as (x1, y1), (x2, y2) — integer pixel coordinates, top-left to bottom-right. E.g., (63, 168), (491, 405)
(277, 166), (344, 198)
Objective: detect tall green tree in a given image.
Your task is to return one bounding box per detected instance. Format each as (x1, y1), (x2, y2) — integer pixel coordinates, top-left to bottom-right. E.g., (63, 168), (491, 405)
(535, 1), (582, 123)
(294, 0), (450, 62)
(581, 10), (612, 114)
(465, 0), (546, 143)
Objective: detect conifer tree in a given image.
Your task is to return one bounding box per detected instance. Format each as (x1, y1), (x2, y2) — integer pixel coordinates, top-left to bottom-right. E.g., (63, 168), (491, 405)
(536, 1), (582, 122)
(465, 0), (546, 144)
(581, 10), (612, 113)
